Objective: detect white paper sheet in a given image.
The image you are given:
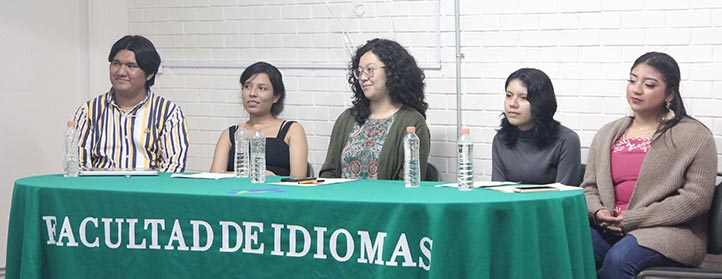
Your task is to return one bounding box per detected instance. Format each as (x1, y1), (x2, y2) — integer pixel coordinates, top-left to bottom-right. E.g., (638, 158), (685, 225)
(487, 183), (583, 193)
(79, 168), (158, 176)
(434, 181), (520, 188)
(170, 172), (236, 180)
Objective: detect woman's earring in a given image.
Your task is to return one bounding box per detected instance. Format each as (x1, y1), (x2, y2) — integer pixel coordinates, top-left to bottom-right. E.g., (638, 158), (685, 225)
(663, 100), (675, 121)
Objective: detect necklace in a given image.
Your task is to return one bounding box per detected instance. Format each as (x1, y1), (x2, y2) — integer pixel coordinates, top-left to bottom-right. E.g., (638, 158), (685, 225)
(635, 124), (657, 133)
(627, 120), (659, 138)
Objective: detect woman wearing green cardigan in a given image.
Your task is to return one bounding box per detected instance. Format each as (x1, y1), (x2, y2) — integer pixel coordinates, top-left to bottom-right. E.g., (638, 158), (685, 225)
(319, 39), (430, 180)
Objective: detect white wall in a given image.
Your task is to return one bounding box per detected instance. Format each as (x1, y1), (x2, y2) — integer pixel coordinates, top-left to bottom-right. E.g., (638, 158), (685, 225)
(131, 0), (722, 181)
(0, 0), (128, 272)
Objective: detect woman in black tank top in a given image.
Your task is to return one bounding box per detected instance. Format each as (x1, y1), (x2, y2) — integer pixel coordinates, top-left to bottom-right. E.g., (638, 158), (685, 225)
(209, 62), (309, 177)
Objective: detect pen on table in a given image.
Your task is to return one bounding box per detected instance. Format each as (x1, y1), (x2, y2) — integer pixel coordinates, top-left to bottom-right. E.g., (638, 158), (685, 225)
(299, 179), (324, 185)
(281, 177), (314, 182)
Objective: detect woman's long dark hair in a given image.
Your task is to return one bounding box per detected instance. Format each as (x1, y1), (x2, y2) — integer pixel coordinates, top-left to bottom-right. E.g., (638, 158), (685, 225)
(631, 52), (689, 136)
(347, 38), (427, 125)
(498, 68), (560, 147)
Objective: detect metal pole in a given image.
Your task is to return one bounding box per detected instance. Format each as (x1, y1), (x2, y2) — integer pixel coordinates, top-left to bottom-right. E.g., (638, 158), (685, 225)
(454, 0), (463, 138)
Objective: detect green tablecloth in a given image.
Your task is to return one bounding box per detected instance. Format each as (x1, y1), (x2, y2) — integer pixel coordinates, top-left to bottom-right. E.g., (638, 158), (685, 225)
(6, 174), (596, 279)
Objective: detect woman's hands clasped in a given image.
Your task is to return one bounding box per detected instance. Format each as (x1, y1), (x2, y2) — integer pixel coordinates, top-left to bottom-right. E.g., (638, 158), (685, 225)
(596, 209), (624, 236)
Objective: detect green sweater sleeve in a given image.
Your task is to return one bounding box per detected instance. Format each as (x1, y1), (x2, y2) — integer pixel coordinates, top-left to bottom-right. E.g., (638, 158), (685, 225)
(377, 106), (430, 180)
(319, 107), (431, 181)
(319, 109), (354, 178)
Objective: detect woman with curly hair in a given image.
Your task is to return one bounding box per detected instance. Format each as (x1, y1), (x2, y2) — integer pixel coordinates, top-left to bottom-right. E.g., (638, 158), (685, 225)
(319, 38), (430, 180)
(492, 68), (581, 185)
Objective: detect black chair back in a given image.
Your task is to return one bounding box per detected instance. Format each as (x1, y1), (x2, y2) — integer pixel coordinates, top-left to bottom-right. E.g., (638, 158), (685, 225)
(307, 162), (315, 177)
(707, 179), (722, 254)
(425, 163), (439, 181)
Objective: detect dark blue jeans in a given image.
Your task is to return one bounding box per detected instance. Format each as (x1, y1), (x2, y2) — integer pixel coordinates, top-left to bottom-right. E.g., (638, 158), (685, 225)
(591, 226), (685, 279)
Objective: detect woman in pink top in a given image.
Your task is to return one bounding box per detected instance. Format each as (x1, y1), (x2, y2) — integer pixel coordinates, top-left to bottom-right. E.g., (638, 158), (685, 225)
(582, 52), (718, 279)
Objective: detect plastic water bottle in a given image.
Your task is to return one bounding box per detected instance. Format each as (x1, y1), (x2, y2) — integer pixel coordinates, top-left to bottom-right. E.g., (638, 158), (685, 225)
(234, 121), (250, 177)
(457, 127), (474, 191)
(250, 124), (266, 183)
(64, 120), (80, 177)
(404, 126), (421, 188)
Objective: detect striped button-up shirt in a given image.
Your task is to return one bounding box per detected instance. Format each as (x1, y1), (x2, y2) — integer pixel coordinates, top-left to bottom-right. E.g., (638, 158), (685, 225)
(73, 89), (189, 172)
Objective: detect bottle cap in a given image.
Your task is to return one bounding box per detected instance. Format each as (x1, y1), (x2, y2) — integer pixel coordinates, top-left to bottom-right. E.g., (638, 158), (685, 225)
(238, 121), (247, 127)
(460, 127), (470, 134)
(67, 120), (76, 127)
(253, 124), (262, 130)
(406, 126), (416, 133)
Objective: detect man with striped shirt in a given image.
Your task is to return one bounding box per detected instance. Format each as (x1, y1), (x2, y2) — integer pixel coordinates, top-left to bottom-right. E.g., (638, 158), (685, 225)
(73, 35), (189, 172)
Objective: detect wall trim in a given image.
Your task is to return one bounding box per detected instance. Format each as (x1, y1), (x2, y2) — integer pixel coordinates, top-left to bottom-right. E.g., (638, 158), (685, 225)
(161, 62), (442, 71)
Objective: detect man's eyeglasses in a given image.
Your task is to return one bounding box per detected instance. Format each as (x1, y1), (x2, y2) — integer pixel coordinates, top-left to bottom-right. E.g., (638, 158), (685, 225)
(352, 66), (385, 79)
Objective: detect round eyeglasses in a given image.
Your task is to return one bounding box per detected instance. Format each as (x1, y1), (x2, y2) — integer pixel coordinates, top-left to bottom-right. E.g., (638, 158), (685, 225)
(352, 66), (385, 79)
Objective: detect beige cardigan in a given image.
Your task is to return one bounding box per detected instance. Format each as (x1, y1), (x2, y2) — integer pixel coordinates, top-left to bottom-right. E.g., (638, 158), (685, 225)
(583, 116), (718, 266)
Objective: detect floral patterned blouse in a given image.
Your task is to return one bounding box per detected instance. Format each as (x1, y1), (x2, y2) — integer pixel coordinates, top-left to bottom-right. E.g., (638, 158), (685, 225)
(340, 113), (397, 179)
(610, 134), (652, 216)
